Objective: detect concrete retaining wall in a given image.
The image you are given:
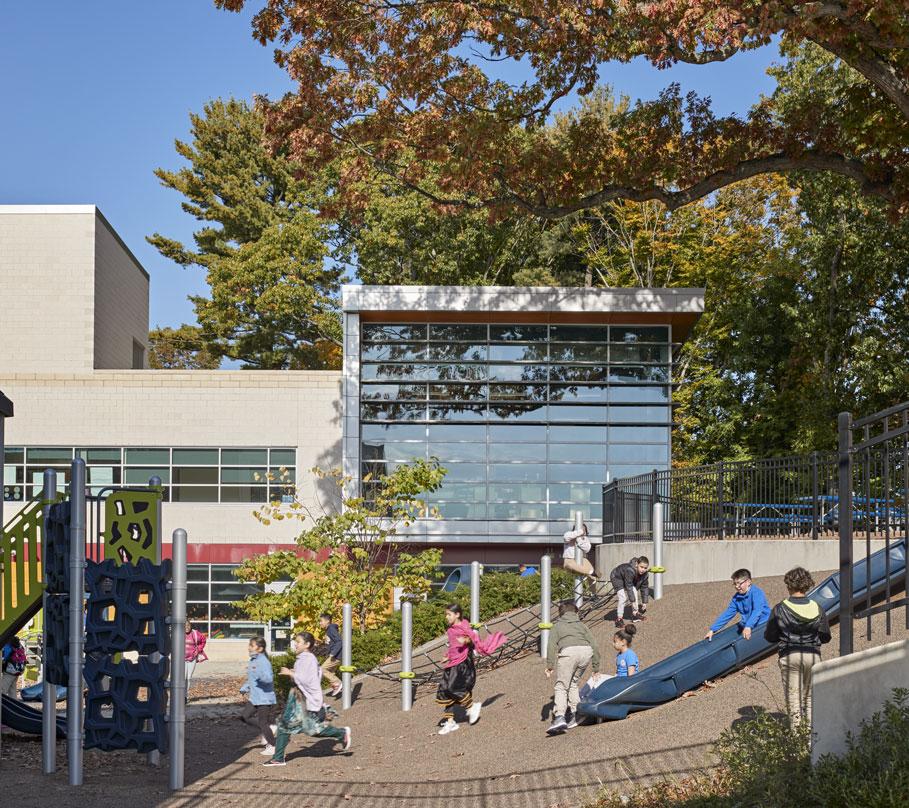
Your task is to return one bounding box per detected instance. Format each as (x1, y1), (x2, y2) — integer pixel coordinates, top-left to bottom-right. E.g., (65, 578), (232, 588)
(595, 539), (887, 584)
(811, 639), (909, 762)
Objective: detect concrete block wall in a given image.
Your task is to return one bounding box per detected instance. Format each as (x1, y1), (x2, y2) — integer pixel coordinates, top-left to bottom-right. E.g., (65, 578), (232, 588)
(93, 212), (150, 369)
(0, 206), (97, 372)
(595, 539), (888, 584)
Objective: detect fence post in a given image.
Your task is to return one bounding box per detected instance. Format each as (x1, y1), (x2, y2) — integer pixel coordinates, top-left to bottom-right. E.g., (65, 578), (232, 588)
(717, 461), (726, 541)
(147, 475), (163, 769)
(838, 412), (854, 657)
(811, 452), (819, 541)
(68, 459), (86, 787)
(539, 555), (551, 660)
(341, 603), (353, 710)
(400, 601), (413, 712)
(653, 502), (664, 601)
(469, 560), (481, 628)
(169, 528), (187, 791)
(573, 511), (584, 609)
(41, 469), (58, 775)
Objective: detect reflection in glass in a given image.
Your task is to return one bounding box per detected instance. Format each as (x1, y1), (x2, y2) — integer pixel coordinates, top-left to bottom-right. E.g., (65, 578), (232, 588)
(488, 483), (546, 501)
(442, 463), (487, 481)
(548, 464), (606, 482)
(362, 342), (427, 362)
(549, 365), (609, 382)
(548, 483), (597, 504)
(549, 384), (608, 403)
(428, 443), (487, 462)
(489, 325), (547, 341)
(488, 425), (547, 442)
(363, 324), (427, 342)
(549, 443), (606, 463)
(422, 483), (487, 501)
(488, 443), (544, 461)
(549, 343), (610, 363)
(489, 502), (547, 519)
(609, 426), (670, 444)
(428, 424), (487, 442)
(488, 384), (547, 401)
(487, 402), (548, 421)
(610, 385), (669, 403)
(609, 405), (671, 423)
(427, 343), (488, 362)
(488, 364), (548, 383)
(361, 403), (427, 421)
(488, 344), (548, 362)
(548, 405), (608, 422)
(550, 325), (608, 342)
(609, 443), (670, 464)
(361, 383), (427, 401)
(610, 344), (670, 364)
(489, 464), (546, 483)
(550, 503), (602, 520)
(437, 502), (488, 518)
(362, 424), (427, 442)
(610, 326), (668, 343)
(429, 324), (488, 341)
(609, 365), (669, 383)
(428, 403), (487, 421)
(428, 384), (487, 401)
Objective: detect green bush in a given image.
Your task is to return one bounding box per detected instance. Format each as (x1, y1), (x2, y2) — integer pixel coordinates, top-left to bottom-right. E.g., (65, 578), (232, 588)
(589, 689), (909, 808)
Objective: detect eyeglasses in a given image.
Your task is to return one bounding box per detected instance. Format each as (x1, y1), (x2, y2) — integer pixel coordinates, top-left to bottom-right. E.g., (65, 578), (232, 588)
(733, 579), (750, 588)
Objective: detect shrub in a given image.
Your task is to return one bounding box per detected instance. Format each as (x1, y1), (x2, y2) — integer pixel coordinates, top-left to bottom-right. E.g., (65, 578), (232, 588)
(589, 689), (909, 808)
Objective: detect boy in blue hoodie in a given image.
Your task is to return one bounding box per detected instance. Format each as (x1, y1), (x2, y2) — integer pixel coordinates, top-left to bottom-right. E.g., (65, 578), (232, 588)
(705, 568), (771, 641)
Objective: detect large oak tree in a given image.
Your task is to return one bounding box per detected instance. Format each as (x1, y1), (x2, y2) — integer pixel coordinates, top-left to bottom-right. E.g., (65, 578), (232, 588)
(215, 1), (909, 217)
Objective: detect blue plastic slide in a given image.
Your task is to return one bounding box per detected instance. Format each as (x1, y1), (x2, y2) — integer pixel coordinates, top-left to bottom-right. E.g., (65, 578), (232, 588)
(1, 694), (67, 737)
(579, 539), (906, 721)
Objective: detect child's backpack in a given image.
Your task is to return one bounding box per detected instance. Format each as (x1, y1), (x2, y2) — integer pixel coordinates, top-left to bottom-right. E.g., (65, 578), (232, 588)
(5, 645), (27, 675)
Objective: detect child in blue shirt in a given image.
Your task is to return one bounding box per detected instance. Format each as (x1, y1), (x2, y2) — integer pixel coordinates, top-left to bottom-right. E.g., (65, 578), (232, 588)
(613, 624), (639, 677)
(705, 568), (771, 641)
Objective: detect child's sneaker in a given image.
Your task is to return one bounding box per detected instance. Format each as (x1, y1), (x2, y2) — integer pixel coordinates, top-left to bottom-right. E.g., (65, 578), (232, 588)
(270, 723), (278, 737)
(260, 744), (275, 756)
(331, 682), (343, 697)
(341, 726), (352, 751)
(438, 719), (459, 735)
(262, 758), (286, 767)
(632, 612), (647, 623)
(467, 702), (482, 725)
(614, 618), (625, 628)
(546, 714), (568, 735)
(566, 709), (579, 730)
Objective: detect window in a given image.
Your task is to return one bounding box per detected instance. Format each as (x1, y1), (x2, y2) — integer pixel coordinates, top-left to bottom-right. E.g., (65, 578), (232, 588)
(3, 446), (296, 503)
(359, 322), (672, 521)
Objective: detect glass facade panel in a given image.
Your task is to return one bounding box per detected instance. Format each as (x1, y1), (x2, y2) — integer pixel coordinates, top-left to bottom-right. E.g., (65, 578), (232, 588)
(76, 448), (122, 463)
(27, 447), (72, 463)
(359, 321), (671, 521)
(173, 448), (219, 465)
(126, 448), (170, 464)
(220, 485), (268, 502)
(221, 449), (268, 465)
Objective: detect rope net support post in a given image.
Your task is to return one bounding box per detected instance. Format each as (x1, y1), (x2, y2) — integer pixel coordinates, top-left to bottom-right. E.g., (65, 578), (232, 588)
(68, 459), (86, 786)
(400, 600), (413, 711)
(470, 560), (481, 628)
(539, 554), (552, 659)
(573, 510), (584, 609)
(341, 603), (353, 710)
(41, 468), (58, 774)
(653, 501), (664, 601)
(169, 528), (187, 791)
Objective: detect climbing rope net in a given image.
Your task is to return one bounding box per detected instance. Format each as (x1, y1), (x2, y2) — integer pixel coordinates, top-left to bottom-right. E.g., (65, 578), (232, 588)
(366, 583), (618, 687)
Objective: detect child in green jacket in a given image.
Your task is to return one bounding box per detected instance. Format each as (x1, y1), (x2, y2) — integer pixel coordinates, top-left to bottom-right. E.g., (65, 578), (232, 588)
(544, 600), (600, 735)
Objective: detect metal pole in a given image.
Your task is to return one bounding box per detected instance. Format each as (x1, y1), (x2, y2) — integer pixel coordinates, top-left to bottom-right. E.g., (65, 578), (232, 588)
(838, 412), (854, 657)
(573, 511), (584, 608)
(469, 560), (481, 628)
(68, 459), (86, 786)
(341, 603), (353, 710)
(539, 555), (551, 660)
(42, 469), (58, 774)
(811, 452), (819, 541)
(147, 476), (163, 768)
(169, 528), (187, 791)
(717, 461), (726, 541)
(653, 501), (664, 601)
(400, 601), (413, 712)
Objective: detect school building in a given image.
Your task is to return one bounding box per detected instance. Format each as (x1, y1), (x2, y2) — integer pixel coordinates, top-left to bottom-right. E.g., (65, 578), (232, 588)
(0, 205), (704, 649)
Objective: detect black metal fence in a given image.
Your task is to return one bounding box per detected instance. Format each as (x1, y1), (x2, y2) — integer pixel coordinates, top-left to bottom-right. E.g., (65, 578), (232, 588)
(603, 452), (844, 543)
(838, 401), (909, 656)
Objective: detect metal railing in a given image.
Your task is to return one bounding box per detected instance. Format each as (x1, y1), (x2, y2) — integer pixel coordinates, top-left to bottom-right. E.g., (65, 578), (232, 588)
(839, 401), (909, 655)
(602, 452), (846, 542)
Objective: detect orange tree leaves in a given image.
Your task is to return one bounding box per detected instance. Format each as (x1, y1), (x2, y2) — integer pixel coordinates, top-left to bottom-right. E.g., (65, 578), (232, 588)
(215, 1), (909, 216)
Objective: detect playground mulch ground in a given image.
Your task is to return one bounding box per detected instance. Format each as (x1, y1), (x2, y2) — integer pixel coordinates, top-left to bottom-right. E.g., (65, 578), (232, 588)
(4, 573), (906, 808)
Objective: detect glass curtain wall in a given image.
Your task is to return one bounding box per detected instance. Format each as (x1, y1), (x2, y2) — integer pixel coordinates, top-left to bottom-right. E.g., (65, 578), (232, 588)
(359, 323), (671, 522)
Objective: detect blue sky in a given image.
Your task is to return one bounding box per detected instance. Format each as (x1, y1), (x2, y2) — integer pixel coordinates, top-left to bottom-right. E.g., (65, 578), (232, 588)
(1, 2), (780, 331)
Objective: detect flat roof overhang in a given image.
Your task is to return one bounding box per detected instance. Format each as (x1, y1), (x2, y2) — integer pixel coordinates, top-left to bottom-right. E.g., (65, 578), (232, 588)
(342, 285), (705, 342)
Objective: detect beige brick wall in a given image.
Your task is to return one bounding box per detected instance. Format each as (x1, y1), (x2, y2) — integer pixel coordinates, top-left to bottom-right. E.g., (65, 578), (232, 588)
(93, 213), (150, 369)
(0, 207), (96, 372)
(1, 370), (343, 544)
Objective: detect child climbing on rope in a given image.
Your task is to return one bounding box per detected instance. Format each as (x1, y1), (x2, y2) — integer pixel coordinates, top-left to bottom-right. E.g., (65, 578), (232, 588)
(436, 603), (506, 735)
(563, 522), (598, 590)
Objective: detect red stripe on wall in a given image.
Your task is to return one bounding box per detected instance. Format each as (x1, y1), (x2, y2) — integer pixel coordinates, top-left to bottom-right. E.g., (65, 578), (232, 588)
(159, 543), (329, 564)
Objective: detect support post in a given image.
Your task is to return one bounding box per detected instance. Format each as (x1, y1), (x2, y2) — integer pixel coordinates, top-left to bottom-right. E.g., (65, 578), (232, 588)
(717, 461), (726, 541)
(400, 601), (413, 712)
(68, 459), (86, 786)
(810, 452), (819, 541)
(169, 528), (187, 791)
(838, 412), (854, 657)
(573, 511), (584, 609)
(42, 469), (58, 775)
(653, 501), (664, 601)
(147, 476), (163, 768)
(469, 560), (481, 628)
(539, 555), (551, 660)
(341, 603), (353, 710)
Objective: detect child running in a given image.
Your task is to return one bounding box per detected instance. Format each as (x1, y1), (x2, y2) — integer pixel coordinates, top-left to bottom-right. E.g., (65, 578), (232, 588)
(263, 632), (350, 766)
(239, 636), (277, 756)
(436, 603), (506, 735)
(705, 568), (771, 641)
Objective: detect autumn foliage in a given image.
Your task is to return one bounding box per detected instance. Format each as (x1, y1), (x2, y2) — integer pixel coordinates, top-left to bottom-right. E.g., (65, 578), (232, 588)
(215, 1), (909, 216)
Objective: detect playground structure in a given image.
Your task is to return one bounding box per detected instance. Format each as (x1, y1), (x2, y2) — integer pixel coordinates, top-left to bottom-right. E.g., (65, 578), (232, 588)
(1, 393), (187, 789)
